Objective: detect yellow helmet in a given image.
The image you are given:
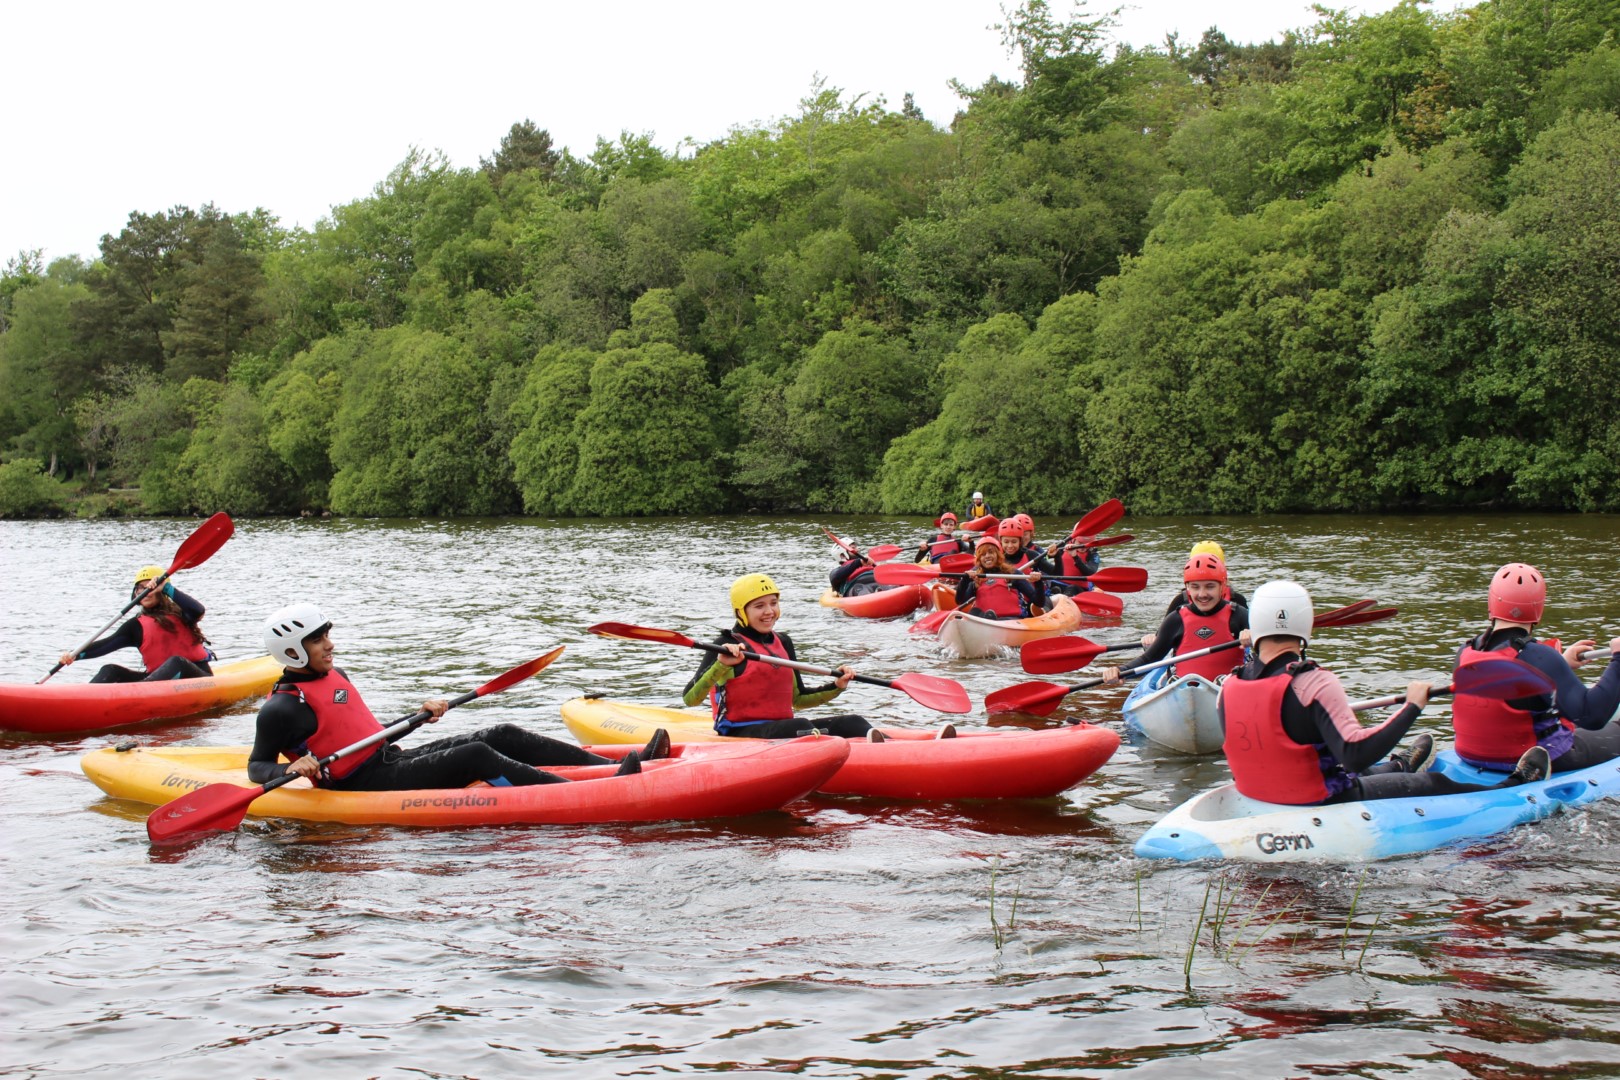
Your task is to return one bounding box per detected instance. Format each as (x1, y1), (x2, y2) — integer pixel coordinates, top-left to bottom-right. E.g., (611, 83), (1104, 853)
(1188, 540), (1226, 562)
(729, 573), (779, 627)
(134, 564), (165, 584)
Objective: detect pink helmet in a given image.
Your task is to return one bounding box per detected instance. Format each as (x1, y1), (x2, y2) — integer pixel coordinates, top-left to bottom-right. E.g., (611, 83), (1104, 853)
(1488, 563), (1545, 623)
(1184, 554), (1226, 583)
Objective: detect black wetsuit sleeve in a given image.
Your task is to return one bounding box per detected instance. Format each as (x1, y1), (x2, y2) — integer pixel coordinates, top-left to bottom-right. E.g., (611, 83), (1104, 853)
(1118, 612), (1184, 672)
(829, 558), (867, 592)
(247, 692), (318, 783)
(1521, 642), (1620, 730)
(75, 618), (143, 661)
(1288, 694), (1419, 773)
(172, 589), (205, 624)
(1228, 605), (1250, 632)
(1015, 578), (1045, 610)
(955, 576), (977, 604)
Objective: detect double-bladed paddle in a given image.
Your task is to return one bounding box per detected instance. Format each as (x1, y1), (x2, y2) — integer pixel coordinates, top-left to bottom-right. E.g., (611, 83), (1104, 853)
(874, 562), (1148, 593)
(987, 639), (1245, 716)
(43, 512), (235, 684)
(1067, 498), (1125, 542)
(144, 646), (567, 844)
(1348, 657), (1557, 711)
(589, 621), (971, 714)
(1020, 636), (1143, 674)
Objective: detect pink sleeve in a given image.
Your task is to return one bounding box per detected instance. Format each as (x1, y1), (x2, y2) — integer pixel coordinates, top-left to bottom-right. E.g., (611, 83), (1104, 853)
(1290, 668), (1400, 743)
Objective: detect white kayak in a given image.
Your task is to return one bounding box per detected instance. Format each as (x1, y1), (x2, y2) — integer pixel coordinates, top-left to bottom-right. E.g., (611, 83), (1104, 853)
(1135, 750), (1620, 862)
(936, 595), (1080, 659)
(1122, 664), (1223, 756)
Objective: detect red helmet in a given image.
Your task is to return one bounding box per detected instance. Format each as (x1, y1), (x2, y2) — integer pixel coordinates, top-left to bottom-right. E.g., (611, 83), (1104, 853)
(1183, 554), (1226, 583)
(1488, 562), (1545, 623)
(997, 518), (1024, 538)
(974, 533), (1001, 550)
(935, 511), (958, 528)
(1013, 513), (1034, 534)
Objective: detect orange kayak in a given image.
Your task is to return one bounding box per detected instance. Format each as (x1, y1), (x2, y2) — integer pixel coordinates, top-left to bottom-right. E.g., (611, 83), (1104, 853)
(1, 657), (282, 735)
(818, 585), (931, 618)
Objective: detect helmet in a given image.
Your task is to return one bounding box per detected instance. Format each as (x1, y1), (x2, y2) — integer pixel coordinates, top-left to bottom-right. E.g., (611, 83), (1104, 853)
(1014, 513), (1034, 534)
(1189, 540), (1226, 562)
(936, 511), (957, 528)
(1488, 563), (1545, 623)
(974, 533), (1001, 550)
(132, 564), (174, 599)
(263, 602), (331, 668)
(729, 573), (779, 628)
(1249, 581), (1314, 645)
(1183, 554), (1226, 583)
(972, 491), (984, 500)
(997, 518), (1023, 538)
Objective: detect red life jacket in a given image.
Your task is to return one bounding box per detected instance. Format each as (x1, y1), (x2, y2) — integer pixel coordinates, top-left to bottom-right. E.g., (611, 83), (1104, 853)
(714, 634), (795, 725)
(971, 577), (1027, 618)
(927, 534), (962, 562)
(1221, 669), (1335, 805)
(137, 613), (210, 672)
(1452, 638), (1570, 768)
(1175, 603), (1237, 680)
(271, 668), (385, 781)
(1056, 547), (1088, 579)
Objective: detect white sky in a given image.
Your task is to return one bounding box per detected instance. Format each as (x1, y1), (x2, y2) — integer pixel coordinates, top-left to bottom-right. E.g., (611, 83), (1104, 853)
(4, 0), (1467, 265)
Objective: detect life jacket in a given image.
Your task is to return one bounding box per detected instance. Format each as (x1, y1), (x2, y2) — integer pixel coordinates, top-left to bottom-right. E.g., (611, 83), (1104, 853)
(136, 613), (210, 672)
(1452, 637), (1572, 768)
(971, 577), (1027, 618)
(927, 534), (963, 563)
(270, 668), (384, 782)
(713, 634), (795, 729)
(966, 501), (989, 519)
(1174, 603), (1237, 681)
(1221, 664), (1342, 805)
(1056, 547), (1089, 579)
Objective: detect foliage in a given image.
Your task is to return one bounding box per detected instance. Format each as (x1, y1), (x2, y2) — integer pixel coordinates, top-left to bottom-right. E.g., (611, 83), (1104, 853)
(0, 458), (66, 517)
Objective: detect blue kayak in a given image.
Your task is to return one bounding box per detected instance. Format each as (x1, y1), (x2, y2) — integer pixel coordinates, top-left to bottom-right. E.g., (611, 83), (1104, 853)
(1135, 750), (1620, 862)
(1122, 664), (1223, 756)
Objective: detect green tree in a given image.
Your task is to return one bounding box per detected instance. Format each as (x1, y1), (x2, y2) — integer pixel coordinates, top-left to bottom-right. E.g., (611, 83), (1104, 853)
(481, 119), (561, 183)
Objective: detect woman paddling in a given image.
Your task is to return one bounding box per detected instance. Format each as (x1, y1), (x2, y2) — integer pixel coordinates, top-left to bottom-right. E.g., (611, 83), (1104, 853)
(1220, 581), (1549, 805)
(1450, 563), (1620, 774)
(57, 565), (214, 683)
(249, 603), (665, 789)
(683, 574), (880, 740)
(1104, 555), (1250, 685)
(954, 532), (1045, 620)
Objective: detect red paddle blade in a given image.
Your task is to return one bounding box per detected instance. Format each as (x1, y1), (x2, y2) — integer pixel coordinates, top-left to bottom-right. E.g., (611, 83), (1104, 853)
(1316, 607), (1398, 629)
(1312, 599), (1377, 626)
(1020, 636), (1105, 674)
(1069, 499), (1124, 539)
(824, 529), (857, 556)
(890, 672), (972, 714)
(874, 563), (939, 585)
(866, 543), (903, 562)
(1453, 657), (1555, 700)
(985, 681), (1072, 717)
(168, 512), (234, 575)
(1082, 567), (1149, 593)
(910, 607), (955, 635)
(476, 646), (566, 698)
(938, 552), (976, 573)
(147, 781), (259, 844)
(1086, 533), (1133, 548)
(588, 622), (698, 648)
(1070, 591), (1125, 618)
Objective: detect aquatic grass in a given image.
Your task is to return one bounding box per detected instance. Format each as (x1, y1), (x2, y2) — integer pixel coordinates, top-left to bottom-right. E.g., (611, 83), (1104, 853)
(1340, 869), (1369, 959)
(1183, 875), (1215, 991)
(988, 858), (1021, 950)
(1134, 867), (1143, 933)
(1355, 912), (1382, 972)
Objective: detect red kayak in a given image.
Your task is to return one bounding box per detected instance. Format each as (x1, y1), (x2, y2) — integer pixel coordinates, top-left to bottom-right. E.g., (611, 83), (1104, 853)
(818, 585), (931, 619)
(1, 657), (283, 735)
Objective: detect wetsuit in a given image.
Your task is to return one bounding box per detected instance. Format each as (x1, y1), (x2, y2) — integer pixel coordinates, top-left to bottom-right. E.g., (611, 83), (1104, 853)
(964, 501), (994, 520)
(72, 588), (214, 683)
(830, 556), (883, 597)
(953, 571), (1044, 619)
(1452, 627), (1620, 773)
(1165, 586), (1248, 615)
(1118, 601), (1250, 681)
(1220, 652), (1514, 804)
(914, 533), (969, 564)
(681, 624), (871, 738)
(1045, 543), (1101, 597)
(247, 666), (614, 788)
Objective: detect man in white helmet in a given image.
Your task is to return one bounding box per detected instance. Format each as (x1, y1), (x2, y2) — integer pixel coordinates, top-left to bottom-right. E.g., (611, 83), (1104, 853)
(963, 491), (992, 521)
(248, 603), (667, 790)
(1218, 581), (1548, 805)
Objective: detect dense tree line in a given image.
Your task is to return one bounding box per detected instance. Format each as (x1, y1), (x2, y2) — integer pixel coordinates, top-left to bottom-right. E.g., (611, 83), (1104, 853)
(2, 0), (1617, 518)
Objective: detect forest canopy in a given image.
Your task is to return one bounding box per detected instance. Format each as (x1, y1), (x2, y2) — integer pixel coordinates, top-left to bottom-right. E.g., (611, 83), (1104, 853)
(3, 0), (1617, 518)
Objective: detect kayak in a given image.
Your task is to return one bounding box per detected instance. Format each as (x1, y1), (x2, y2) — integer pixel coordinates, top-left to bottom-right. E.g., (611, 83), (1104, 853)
(818, 585), (931, 619)
(1, 657), (282, 735)
(1122, 665), (1223, 755)
(559, 697), (1120, 799)
(1134, 750), (1620, 862)
(79, 736), (851, 827)
(935, 595), (1081, 659)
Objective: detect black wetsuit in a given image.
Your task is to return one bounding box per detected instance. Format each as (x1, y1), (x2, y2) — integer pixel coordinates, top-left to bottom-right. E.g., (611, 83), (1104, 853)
(830, 556), (883, 597)
(73, 589), (213, 683)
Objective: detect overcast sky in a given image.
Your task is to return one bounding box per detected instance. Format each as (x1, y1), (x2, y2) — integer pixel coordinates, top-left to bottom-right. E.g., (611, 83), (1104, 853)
(5, 0), (1466, 265)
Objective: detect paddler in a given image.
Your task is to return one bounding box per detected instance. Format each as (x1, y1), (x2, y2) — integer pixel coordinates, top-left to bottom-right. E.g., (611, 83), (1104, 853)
(830, 551), (884, 597)
(1044, 526), (1102, 598)
(913, 511), (969, 564)
(1219, 580), (1548, 804)
(1103, 555), (1250, 685)
(1164, 541), (1247, 614)
(248, 603), (665, 788)
(1449, 563), (1620, 774)
(683, 574), (880, 739)
(964, 490), (993, 520)
(56, 564), (214, 683)
(954, 530), (1045, 620)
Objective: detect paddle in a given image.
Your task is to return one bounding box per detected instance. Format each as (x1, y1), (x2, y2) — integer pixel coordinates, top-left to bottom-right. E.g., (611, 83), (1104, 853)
(43, 512), (235, 684)
(1083, 533), (1134, 548)
(987, 639), (1245, 716)
(145, 647), (567, 844)
(1348, 657), (1556, 711)
(1021, 635), (1141, 674)
(588, 621), (971, 714)
(873, 562), (1148, 593)
(1579, 647), (1614, 662)
(1067, 498), (1125, 542)
(1314, 606), (1398, 628)
(824, 529), (902, 564)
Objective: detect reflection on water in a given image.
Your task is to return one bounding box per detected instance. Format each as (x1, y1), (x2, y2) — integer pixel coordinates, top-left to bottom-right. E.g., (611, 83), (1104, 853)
(2, 512), (1619, 1076)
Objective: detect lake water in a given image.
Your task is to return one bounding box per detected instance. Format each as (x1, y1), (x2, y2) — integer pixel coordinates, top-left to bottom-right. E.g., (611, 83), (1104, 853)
(3, 513), (1618, 1077)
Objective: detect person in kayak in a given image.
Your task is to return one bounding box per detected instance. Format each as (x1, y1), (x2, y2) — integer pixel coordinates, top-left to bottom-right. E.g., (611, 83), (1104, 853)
(57, 565), (214, 683)
(1449, 562), (1620, 774)
(248, 603), (665, 789)
(830, 552), (883, 597)
(683, 574), (877, 739)
(913, 512), (969, 564)
(964, 490), (993, 520)
(1102, 555), (1251, 685)
(1044, 531), (1102, 598)
(955, 533), (1045, 619)
(1164, 541), (1248, 614)
(1219, 580), (1549, 805)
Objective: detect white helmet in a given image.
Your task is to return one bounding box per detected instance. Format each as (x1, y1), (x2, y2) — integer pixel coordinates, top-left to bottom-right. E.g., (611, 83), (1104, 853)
(263, 602), (331, 668)
(972, 490), (984, 500)
(1249, 581), (1314, 645)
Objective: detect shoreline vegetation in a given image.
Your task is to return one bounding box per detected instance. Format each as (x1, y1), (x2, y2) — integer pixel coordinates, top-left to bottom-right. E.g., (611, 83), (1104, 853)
(2, 1), (1617, 522)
